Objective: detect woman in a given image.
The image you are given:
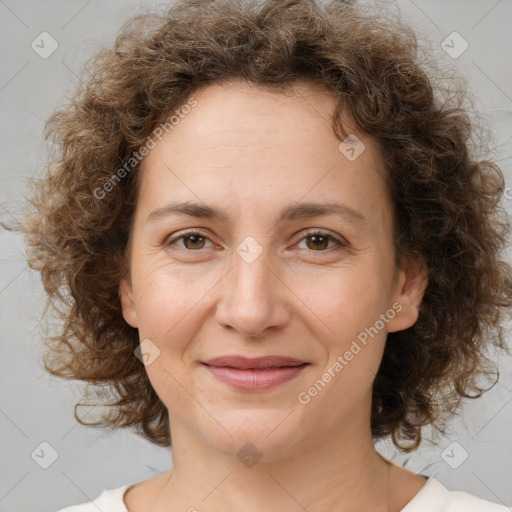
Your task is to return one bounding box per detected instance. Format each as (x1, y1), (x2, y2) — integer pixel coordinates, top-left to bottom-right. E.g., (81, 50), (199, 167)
(20, 0), (512, 510)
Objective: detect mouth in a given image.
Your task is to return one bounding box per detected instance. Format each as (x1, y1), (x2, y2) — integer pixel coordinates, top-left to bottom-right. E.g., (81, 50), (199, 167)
(200, 355), (310, 391)
(201, 355), (308, 370)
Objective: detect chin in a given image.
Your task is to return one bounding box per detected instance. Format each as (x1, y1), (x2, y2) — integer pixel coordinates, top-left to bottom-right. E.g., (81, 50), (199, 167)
(201, 408), (307, 462)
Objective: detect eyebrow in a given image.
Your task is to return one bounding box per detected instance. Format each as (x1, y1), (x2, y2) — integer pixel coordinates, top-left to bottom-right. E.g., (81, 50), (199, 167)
(146, 201), (365, 226)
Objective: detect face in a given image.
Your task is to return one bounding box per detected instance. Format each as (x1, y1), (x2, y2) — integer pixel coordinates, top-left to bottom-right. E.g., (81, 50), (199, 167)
(119, 80), (427, 460)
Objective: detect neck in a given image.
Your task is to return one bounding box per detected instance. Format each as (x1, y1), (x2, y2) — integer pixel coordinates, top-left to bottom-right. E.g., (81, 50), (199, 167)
(151, 419), (393, 512)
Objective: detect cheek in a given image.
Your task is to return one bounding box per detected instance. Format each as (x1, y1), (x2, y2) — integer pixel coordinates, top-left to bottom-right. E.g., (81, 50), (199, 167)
(131, 260), (224, 360)
(301, 273), (390, 415)
(301, 266), (391, 382)
(131, 266), (210, 411)
(294, 263), (391, 337)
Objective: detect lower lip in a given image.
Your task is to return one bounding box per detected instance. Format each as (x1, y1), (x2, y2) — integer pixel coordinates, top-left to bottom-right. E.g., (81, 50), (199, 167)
(202, 364), (309, 391)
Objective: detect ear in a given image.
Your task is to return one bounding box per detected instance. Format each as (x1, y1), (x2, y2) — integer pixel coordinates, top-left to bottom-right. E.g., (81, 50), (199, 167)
(387, 255), (428, 333)
(119, 276), (139, 328)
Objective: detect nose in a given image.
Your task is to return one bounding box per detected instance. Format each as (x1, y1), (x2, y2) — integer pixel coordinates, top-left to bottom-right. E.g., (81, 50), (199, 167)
(214, 241), (291, 338)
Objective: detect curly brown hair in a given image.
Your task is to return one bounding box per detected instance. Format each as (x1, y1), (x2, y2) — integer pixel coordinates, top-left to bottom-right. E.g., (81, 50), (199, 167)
(15, 0), (512, 451)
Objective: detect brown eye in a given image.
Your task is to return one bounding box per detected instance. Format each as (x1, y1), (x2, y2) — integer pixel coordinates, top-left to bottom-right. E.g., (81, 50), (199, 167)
(305, 234), (330, 251)
(165, 231), (213, 250)
(183, 234), (206, 250)
(297, 230), (344, 253)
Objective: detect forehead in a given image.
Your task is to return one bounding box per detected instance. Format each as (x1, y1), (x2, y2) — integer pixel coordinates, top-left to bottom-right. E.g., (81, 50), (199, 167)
(151, 80), (376, 158)
(135, 80), (390, 228)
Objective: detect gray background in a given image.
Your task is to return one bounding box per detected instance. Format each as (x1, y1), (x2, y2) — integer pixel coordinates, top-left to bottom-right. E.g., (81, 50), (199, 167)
(1, 0), (511, 510)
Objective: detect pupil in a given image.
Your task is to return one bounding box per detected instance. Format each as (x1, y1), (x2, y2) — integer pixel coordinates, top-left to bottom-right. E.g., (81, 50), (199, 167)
(185, 235), (204, 249)
(308, 235), (327, 250)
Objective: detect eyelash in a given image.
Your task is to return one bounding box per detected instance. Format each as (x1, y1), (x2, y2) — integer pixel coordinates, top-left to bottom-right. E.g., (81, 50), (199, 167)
(164, 229), (347, 254)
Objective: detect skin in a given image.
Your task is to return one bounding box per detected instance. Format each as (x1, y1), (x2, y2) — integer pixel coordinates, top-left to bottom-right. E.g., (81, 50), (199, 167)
(119, 79), (429, 512)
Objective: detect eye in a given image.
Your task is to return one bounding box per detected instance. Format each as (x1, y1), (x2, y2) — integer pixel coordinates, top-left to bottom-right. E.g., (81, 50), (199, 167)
(165, 230), (215, 250)
(296, 230), (346, 253)
(164, 229), (347, 253)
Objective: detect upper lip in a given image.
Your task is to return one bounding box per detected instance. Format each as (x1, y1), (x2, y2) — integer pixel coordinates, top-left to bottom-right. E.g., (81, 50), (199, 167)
(202, 355), (307, 370)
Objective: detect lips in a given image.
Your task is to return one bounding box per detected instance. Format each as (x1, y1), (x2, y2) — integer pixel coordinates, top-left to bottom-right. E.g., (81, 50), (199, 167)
(201, 355), (309, 391)
(202, 355), (307, 370)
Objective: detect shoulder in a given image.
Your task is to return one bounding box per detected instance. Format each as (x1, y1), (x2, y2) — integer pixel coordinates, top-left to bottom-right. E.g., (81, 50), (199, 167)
(54, 470), (173, 512)
(403, 477), (511, 512)
(443, 488), (511, 512)
(53, 484), (131, 512)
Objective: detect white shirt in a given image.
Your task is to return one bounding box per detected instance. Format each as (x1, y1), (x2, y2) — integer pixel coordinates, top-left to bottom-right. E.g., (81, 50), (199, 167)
(55, 476), (511, 512)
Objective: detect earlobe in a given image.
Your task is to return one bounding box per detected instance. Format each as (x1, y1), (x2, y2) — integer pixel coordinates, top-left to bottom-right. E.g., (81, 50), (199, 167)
(387, 256), (428, 333)
(119, 278), (139, 328)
